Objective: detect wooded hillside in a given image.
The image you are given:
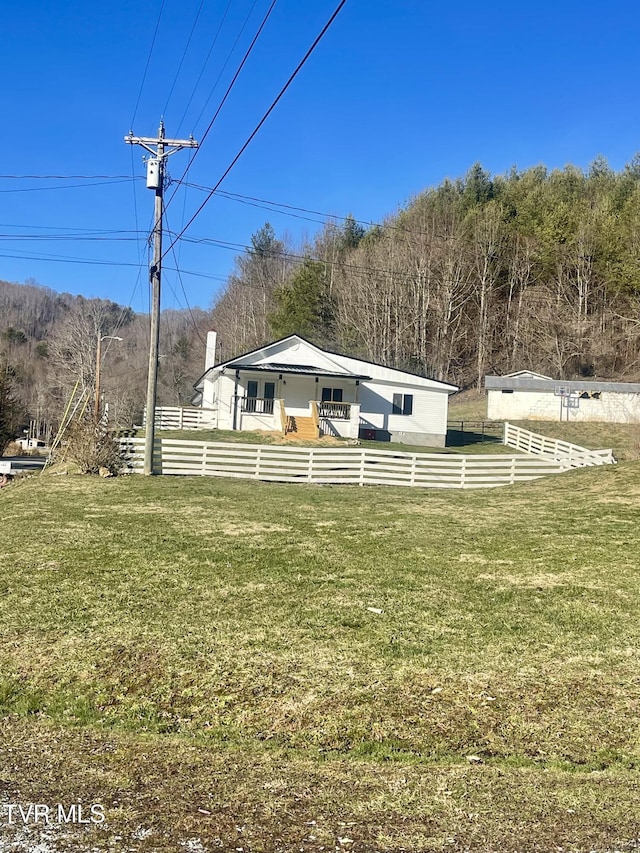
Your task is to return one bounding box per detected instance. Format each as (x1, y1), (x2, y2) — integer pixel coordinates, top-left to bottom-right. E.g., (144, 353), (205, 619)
(212, 158), (640, 388)
(0, 280), (208, 440)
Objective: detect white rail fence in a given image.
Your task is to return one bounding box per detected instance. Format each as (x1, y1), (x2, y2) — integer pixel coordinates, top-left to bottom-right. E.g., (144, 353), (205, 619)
(120, 438), (568, 489)
(142, 406), (217, 430)
(503, 423), (615, 467)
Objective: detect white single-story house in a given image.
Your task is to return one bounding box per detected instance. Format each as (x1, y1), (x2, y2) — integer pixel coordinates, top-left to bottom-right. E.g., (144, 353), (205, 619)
(192, 333), (457, 446)
(485, 370), (640, 423)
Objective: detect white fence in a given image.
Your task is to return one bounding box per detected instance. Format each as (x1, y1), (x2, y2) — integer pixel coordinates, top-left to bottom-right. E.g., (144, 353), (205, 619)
(503, 423), (615, 467)
(120, 438), (567, 489)
(142, 406), (217, 430)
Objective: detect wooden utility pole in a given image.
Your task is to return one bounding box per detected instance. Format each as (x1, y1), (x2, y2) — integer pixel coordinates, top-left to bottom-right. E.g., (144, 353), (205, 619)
(125, 121), (198, 474)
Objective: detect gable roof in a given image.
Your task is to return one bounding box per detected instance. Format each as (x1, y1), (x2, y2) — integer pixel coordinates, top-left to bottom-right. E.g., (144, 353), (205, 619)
(503, 370), (554, 380)
(193, 334), (457, 393)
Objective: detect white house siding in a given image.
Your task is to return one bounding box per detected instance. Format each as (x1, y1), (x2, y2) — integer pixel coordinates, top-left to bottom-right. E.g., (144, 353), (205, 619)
(214, 373), (238, 430)
(488, 389), (640, 423)
(239, 412), (278, 431)
(359, 383), (449, 447)
(280, 375), (315, 416)
(249, 339), (347, 373)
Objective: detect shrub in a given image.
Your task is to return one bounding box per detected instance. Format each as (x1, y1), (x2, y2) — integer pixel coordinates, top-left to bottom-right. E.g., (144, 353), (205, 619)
(64, 414), (123, 475)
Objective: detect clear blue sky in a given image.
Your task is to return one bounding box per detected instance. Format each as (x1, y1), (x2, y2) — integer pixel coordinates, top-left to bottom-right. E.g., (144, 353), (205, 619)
(1, 0), (639, 313)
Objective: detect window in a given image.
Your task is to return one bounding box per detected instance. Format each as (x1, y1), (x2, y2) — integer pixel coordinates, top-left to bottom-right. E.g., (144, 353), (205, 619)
(392, 393), (413, 415)
(321, 387), (343, 402)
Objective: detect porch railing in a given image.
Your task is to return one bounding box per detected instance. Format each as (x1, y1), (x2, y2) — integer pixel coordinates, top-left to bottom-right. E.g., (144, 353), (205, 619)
(310, 400), (320, 434)
(240, 396), (275, 415)
(318, 400), (351, 420)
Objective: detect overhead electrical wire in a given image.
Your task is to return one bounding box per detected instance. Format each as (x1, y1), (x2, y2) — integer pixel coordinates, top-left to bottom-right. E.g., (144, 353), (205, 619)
(0, 174), (136, 180)
(183, 184), (460, 244)
(162, 0), (207, 119)
(163, 207), (209, 347)
(188, 0), (261, 132)
(130, 0), (166, 128)
(174, 0), (236, 134)
(0, 179), (133, 194)
(0, 222), (144, 234)
(163, 0), (349, 259)
(182, 181), (353, 227)
(164, 0), (278, 216)
(0, 249), (226, 282)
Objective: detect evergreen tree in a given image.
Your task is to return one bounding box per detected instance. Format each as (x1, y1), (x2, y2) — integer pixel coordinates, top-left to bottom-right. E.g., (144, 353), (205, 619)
(269, 259), (332, 341)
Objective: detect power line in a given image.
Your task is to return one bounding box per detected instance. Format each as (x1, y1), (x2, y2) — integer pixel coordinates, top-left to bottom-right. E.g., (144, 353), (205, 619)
(185, 184), (462, 244)
(183, 181), (348, 227)
(130, 0), (166, 128)
(0, 250), (226, 282)
(163, 0), (349, 258)
(164, 0), (278, 216)
(0, 228), (145, 239)
(0, 179), (133, 194)
(163, 207), (209, 347)
(0, 174), (135, 180)
(162, 0), (206, 118)
(0, 222), (143, 233)
(174, 0), (236, 134)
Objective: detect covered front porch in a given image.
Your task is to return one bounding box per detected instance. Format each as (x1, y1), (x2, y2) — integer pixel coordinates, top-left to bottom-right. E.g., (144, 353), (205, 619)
(225, 365), (365, 439)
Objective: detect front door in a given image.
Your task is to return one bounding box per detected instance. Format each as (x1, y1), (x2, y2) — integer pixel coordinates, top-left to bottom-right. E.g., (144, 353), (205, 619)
(264, 382), (275, 414)
(246, 380), (258, 413)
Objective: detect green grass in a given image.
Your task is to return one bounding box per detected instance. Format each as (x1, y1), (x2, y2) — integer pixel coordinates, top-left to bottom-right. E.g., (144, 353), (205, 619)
(140, 425), (511, 455)
(515, 419), (640, 461)
(448, 390), (640, 461)
(142, 426), (280, 444)
(2, 465), (640, 851)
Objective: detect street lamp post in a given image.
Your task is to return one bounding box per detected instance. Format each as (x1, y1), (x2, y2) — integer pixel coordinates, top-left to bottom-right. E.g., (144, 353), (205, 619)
(95, 335), (123, 424)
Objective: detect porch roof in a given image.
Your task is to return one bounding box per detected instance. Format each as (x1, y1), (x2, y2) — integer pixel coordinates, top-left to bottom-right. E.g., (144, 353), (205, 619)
(226, 361), (371, 380)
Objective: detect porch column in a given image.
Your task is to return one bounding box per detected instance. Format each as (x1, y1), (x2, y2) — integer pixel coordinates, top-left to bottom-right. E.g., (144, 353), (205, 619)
(348, 403), (361, 439)
(232, 369), (240, 430)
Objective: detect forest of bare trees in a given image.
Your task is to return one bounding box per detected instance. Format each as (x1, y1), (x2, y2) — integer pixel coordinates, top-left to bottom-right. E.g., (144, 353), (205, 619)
(211, 158), (640, 390)
(3, 158), (640, 440)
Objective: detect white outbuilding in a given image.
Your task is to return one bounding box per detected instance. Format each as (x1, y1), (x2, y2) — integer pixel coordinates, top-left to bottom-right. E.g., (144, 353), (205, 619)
(485, 371), (640, 423)
(192, 333), (457, 446)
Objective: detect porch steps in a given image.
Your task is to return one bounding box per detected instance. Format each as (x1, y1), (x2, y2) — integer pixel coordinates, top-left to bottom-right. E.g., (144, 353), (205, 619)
(285, 415), (319, 440)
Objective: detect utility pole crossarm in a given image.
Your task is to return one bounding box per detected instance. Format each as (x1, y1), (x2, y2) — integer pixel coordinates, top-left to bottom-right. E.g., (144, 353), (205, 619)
(124, 133), (198, 156)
